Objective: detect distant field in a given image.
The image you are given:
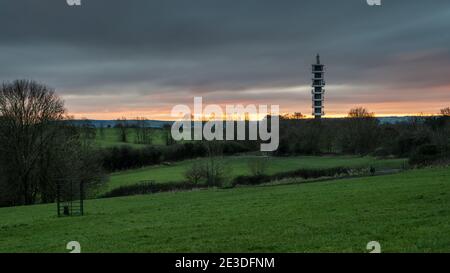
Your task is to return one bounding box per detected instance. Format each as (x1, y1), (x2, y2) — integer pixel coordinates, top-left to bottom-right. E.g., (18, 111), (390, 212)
(94, 128), (167, 148)
(1, 167), (449, 253)
(106, 155), (407, 192)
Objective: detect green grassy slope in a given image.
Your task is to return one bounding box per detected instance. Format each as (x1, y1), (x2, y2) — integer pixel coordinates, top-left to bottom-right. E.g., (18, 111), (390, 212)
(107, 155), (406, 191)
(1, 167), (448, 253)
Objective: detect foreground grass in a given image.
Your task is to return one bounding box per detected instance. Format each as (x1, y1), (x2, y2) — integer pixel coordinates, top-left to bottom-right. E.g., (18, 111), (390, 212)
(107, 155), (406, 192)
(1, 167), (449, 253)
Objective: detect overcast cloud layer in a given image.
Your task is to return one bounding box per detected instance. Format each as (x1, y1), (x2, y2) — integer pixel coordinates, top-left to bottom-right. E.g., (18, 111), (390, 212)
(1, 0), (450, 118)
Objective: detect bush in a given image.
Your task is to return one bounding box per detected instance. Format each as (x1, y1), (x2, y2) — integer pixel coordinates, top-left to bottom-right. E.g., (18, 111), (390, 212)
(100, 181), (204, 198)
(203, 158), (228, 187)
(101, 141), (255, 172)
(184, 162), (204, 184)
(394, 131), (432, 157)
(233, 167), (352, 186)
(373, 147), (391, 158)
(233, 175), (271, 185)
(101, 145), (163, 171)
(100, 166), (365, 198)
(222, 141), (252, 154)
(409, 144), (441, 166)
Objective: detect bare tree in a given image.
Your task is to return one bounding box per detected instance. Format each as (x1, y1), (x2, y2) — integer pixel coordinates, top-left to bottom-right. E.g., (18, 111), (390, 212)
(184, 162), (204, 184)
(348, 107), (375, 118)
(0, 80), (106, 206)
(282, 112), (305, 120)
(164, 124), (175, 146)
(342, 107), (379, 154)
(134, 117), (152, 144)
(203, 141), (227, 187)
(79, 118), (96, 142)
(115, 117), (129, 143)
(0, 80), (65, 205)
(293, 112), (305, 120)
(441, 107), (450, 117)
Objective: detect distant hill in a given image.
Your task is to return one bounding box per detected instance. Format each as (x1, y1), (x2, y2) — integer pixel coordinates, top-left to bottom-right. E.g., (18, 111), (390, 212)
(68, 116), (419, 128)
(69, 120), (173, 128)
(377, 116), (417, 124)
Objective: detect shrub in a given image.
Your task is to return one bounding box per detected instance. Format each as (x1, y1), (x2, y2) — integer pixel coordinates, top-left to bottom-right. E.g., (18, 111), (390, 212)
(394, 131), (432, 157)
(409, 144), (441, 166)
(203, 158), (228, 187)
(100, 181), (204, 198)
(373, 147), (391, 158)
(101, 141), (255, 172)
(184, 162), (204, 184)
(222, 141), (252, 154)
(233, 167), (352, 187)
(233, 175), (271, 186)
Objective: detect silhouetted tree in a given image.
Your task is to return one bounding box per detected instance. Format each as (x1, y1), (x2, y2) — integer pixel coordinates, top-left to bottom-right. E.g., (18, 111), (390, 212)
(0, 80), (66, 205)
(134, 117), (151, 144)
(79, 118), (96, 141)
(163, 124), (175, 145)
(341, 107), (379, 154)
(282, 112), (305, 120)
(115, 117), (129, 143)
(348, 107), (375, 118)
(0, 80), (106, 207)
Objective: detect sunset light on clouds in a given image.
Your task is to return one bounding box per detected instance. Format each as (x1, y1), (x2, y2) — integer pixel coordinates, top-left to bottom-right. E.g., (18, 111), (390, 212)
(1, 0), (449, 120)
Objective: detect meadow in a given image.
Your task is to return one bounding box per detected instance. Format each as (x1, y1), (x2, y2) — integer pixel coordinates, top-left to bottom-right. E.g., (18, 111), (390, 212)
(1, 126), (445, 253)
(1, 167), (449, 253)
(94, 128), (167, 148)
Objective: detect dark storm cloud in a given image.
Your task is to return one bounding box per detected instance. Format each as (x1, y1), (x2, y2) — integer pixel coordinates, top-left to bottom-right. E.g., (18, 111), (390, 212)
(0, 0), (450, 116)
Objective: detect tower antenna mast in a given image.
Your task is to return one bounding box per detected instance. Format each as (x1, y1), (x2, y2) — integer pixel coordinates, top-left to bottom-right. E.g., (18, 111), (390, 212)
(312, 54), (325, 119)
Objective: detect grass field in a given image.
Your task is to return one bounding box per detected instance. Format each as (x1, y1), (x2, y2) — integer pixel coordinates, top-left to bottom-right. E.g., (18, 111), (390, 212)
(94, 128), (167, 148)
(106, 155), (407, 192)
(0, 167), (449, 253)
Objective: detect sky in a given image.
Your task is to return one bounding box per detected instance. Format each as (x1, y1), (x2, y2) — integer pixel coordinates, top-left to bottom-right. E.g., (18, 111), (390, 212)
(1, 0), (450, 119)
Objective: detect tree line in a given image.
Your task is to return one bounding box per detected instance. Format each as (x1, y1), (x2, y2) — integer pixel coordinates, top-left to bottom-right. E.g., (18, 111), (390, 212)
(277, 107), (450, 166)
